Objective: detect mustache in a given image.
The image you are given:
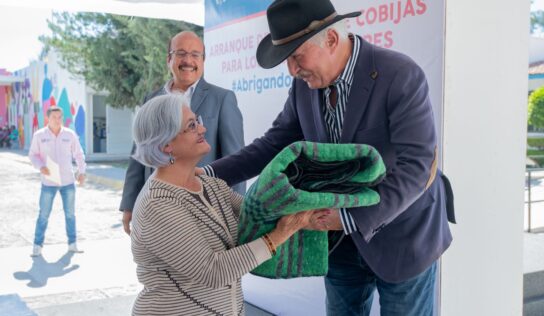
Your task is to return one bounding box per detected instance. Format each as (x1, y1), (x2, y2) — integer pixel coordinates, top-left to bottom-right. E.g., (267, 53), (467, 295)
(294, 71), (311, 80)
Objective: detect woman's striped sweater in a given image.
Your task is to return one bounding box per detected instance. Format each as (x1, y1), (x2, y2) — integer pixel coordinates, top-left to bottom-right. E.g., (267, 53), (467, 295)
(131, 175), (271, 316)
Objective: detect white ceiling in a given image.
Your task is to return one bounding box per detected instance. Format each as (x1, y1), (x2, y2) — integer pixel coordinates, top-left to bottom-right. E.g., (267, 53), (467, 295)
(0, 0), (205, 25)
(116, 0), (202, 3)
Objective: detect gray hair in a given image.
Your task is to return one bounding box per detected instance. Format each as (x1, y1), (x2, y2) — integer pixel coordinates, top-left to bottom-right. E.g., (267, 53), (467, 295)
(308, 20), (348, 47)
(132, 94), (188, 168)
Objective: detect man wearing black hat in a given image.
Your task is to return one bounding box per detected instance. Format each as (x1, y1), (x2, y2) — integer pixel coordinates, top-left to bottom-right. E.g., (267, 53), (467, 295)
(201, 0), (453, 315)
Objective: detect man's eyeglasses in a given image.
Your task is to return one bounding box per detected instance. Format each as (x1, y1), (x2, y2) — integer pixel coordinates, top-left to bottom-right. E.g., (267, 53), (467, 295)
(183, 115), (204, 133)
(169, 50), (205, 60)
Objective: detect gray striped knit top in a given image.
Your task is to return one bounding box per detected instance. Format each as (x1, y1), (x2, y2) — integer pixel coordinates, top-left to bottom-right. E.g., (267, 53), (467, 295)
(131, 175), (271, 316)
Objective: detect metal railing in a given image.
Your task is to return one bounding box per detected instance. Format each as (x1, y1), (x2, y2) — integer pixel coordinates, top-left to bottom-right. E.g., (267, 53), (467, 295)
(526, 167), (544, 233)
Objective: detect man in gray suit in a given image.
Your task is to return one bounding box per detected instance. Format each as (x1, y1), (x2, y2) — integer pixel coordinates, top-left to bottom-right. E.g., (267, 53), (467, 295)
(119, 31), (245, 234)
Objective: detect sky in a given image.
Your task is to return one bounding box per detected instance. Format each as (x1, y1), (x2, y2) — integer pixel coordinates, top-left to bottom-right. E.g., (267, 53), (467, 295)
(0, 0), (204, 72)
(534, 0), (544, 11)
(0, 6), (52, 72)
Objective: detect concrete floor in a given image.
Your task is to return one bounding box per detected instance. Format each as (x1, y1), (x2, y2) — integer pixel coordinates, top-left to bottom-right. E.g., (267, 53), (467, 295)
(0, 149), (138, 315)
(0, 149), (274, 316)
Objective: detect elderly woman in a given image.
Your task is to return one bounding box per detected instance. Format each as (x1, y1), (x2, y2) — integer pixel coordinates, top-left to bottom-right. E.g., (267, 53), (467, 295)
(130, 94), (313, 316)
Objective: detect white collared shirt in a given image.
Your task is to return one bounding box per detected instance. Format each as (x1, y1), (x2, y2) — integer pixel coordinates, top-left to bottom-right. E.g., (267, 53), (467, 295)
(28, 126), (86, 186)
(321, 34), (361, 235)
(163, 78), (200, 105)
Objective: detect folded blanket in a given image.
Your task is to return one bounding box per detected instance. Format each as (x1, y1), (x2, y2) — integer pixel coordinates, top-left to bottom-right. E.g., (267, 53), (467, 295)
(239, 141), (386, 279)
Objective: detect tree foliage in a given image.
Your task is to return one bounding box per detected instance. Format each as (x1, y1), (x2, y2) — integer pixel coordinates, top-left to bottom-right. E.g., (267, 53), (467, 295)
(532, 10), (544, 34)
(40, 12), (202, 108)
(531, 0), (544, 34)
(529, 86), (544, 129)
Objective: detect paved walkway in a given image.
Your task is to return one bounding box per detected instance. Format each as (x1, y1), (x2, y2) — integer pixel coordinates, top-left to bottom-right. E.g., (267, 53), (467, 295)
(0, 149), (274, 316)
(0, 149), (138, 315)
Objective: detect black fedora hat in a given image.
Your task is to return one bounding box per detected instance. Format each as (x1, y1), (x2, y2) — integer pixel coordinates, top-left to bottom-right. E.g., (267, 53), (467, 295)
(256, 0), (361, 69)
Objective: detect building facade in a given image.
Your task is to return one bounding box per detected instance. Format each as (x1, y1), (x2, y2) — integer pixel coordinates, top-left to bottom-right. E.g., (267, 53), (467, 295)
(2, 51), (133, 159)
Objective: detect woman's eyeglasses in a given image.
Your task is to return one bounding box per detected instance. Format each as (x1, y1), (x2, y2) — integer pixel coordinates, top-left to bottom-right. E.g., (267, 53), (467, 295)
(183, 115), (203, 133)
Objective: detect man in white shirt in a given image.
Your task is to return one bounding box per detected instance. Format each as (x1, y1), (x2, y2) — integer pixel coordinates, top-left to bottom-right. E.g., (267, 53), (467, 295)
(28, 107), (86, 257)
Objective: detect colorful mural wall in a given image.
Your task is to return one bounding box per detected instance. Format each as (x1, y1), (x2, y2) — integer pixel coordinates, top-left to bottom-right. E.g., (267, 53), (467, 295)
(0, 85), (8, 128)
(0, 69), (10, 129)
(0, 69), (21, 148)
(9, 52), (87, 151)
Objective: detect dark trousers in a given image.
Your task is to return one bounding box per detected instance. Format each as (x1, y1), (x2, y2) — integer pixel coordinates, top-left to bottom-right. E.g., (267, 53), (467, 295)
(325, 236), (436, 316)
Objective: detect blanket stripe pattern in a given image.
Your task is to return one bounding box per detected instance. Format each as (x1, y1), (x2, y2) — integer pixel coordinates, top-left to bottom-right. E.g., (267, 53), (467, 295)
(239, 141), (386, 278)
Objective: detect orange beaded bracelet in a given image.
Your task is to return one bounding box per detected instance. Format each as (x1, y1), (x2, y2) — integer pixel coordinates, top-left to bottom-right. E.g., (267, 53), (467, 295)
(262, 233), (277, 256)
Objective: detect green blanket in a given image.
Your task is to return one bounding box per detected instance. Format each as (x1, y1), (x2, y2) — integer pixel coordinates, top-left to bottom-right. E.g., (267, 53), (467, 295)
(239, 141), (386, 279)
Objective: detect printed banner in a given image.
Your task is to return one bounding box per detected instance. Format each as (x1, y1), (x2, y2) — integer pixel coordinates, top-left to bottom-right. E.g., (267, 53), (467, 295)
(205, 0), (269, 30)
(204, 0), (445, 155)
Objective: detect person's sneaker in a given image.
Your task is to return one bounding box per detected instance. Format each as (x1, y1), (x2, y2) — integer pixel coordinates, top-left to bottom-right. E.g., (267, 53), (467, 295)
(31, 245), (42, 257)
(68, 243), (84, 253)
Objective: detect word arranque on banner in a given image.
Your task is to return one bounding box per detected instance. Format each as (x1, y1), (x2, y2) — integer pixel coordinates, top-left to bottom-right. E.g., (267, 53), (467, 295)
(209, 32), (269, 57)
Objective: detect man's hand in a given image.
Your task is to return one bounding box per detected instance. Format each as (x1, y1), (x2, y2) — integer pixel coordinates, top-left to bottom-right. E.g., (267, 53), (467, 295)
(122, 211), (132, 235)
(40, 167), (50, 176)
(306, 208), (343, 231)
(77, 174), (85, 186)
(195, 167), (205, 176)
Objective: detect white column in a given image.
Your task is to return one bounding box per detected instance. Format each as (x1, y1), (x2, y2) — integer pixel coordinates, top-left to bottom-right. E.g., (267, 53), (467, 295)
(441, 0), (530, 315)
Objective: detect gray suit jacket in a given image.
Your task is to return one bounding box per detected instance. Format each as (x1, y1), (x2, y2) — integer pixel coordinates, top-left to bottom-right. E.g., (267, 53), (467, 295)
(119, 78), (245, 211)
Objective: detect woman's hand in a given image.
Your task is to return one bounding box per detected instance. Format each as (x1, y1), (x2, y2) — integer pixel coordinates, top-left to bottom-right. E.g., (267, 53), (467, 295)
(267, 211), (313, 246)
(278, 210), (313, 233)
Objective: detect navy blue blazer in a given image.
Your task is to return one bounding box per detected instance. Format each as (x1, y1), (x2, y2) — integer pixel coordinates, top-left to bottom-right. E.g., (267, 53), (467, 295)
(210, 38), (452, 283)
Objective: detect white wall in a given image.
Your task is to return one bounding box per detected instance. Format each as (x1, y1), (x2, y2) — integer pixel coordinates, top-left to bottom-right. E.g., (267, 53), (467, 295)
(530, 36), (544, 64)
(106, 106), (133, 155)
(441, 1), (529, 315)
